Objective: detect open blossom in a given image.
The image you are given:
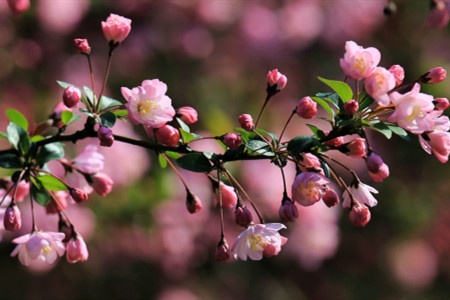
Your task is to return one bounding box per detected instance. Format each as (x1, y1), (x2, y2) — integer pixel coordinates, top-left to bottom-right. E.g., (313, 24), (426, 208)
(11, 231), (65, 266)
(419, 131), (450, 163)
(102, 14), (132, 44)
(232, 223), (287, 261)
(73, 145), (105, 174)
(364, 67), (396, 106)
(388, 83), (435, 134)
(342, 182), (378, 208)
(292, 172), (330, 206)
(339, 41), (381, 80)
(121, 79), (176, 128)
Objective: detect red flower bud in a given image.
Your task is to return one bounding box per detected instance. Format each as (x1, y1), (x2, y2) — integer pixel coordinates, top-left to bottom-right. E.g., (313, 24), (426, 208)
(434, 97), (449, 111)
(176, 106), (198, 125)
(73, 39), (91, 55)
(222, 133), (242, 150)
(91, 172), (113, 197)
(235, 205), (253, 228)
(102, 14), (132, 44)
(7, 0), (30, 15)
(423, 67), (447, 84)
(296, 97), (318, 119)
(186, 190), (202, 214)
(266, 69), (287, 91)
(345, 138), (367, 159)
(156, 125), (180, 147)
(63, 86), (81, 108)
(279, 199), (299, 223)
(238, 114), (254, 131)
(323, 189), (340, 207)
(215, 238), (230, 263)
(349, 203), (371, 227)
(344, 100), (359, 115)
(71, 188), (88, 203)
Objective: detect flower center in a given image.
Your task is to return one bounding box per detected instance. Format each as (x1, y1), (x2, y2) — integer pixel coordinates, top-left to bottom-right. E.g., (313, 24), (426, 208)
(353, 58), (367, 73)
(406, 105), (424, 121)
(298, 182), (318, 199)
(42, 245), (52, 254)
(248, 234), (266, 252)
(137, 99), (158, 116)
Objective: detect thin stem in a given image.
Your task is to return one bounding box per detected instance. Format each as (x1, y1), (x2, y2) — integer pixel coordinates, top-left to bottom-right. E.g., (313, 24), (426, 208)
(10, 169), (27, 204)
(279, 109), (296, 143)
(0, 185), (15, 207)
(161, 153), (189, 189)
(29, 193), (37, 232)
(254, 94), (272, 128)
(388, 80), (417, 95)
(217, 169), (225, 237)
(320, 153), (353, 173)
(85, 54), (95, 112)
(96, 46), (114, 112)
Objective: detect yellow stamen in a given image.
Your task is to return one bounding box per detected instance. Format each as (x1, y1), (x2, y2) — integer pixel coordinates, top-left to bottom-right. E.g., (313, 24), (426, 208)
(137, 99), (158, 116)
(43, 245), (52, 254)
(248, 234), (266, 252)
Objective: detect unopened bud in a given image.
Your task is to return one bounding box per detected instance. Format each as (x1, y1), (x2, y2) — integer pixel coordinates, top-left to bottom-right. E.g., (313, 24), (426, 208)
(433, 97), (449, 111)
(279, 199), (298, 223)
(73, 39), (91, 55)
(217, 182), (238, 208)
(156, 125), (180, 147)
(176, 106), (198, 125)
(102, 14), (132, 44)
(186, 190), (202, 214)
(388, 65), (405, 87)
(422, 67), (447, 84)
(91, 172), (114, 197)
(235, 205), (253, 228)
(324, 136), (344, 147)
(98, 126), (114, 147)
(3, 204), (21, 231)
(63, 86), (82, 108)
(344, 100), (359, 115)
(366, 152), (384, 173)
(238, 114), (254, 131)
(222, 133), (242, 150)
(296, 97), (318, 119)
(349, 203), (371, 227)
(323, 189), (340, 207)
(266, 69), (287, 91)
(344, 138), (366, 159)
(66, 235), (89, 263)
(70, 188), (88, 203)
(369, 163), (390, 182)
(215, 238), (230, 263)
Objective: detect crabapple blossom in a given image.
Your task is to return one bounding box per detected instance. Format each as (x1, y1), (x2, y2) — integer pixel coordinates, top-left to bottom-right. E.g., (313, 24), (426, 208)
(70, 188), (88, 203)
(91, 172), (114, 197)
(232, 223), (287, 261)
(238, 114), (254, 131)
(423, 67), (447, 84)
(101, 14), (132, 44)
(3, 204), (21, 231)
(186, 190), (202, 214)
(176, 106), (198, 124)
(344, 100), (359, 115)
(419, 131), (450, 163)
(322, 189), (339, 207)
(389, 83), (435, 134)
(73, 39), (91, 55)
(235, 205), (253, 228)
(364, 67), (396, 106)
(156, 125), (180, 147)
(121, 79), (176, 128)
(339, 41), (381, 80)
(342, 182), (378, 208)
(388, 64), (405, 87)
(266, 69), (287, 91)
(348, 203), (371, 227)
(62, 85), (81, 108)
(66, 235), (89, 263)
(98, 126), (114, 147)
(291, 172), (330, 206)
(215, 239), (230, 263)
(324, 136), (344, 147)
(369, 163), (390, 182)
(279, 199), (299, 222)
(298, 153), (324, 175)
(433, 98), (449, 111)
(345, 138), (367, 158)
(222, 133), (242, 150)
(73, 145), (105, 174)
(296, 97), (318, 119)
(216, 183), (237, 208)
(10, 231), (66, 266)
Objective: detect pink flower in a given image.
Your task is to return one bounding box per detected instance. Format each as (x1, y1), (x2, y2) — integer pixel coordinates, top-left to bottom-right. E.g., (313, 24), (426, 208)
(7, 0), (30, 15)
(324, 136), (344, 147)
(235, 205), (253, 228)
(91, 172), (113, 197)
(423, 67), (447, 84)
(291, 172), (330, 206)
(215, 239), (230, 263)
(222, 133), (242, 150)
(101, 14), (132, 44)
(348, 203), (371, 227)
(364, 67), (396, 106)
(433, 98), (449, 111)
(232, 223), (287, 261)
(3, 204), (21, 231)
(369, 163), (390, 182)
(73, 39), (91, 55)
(298, 153), (323, 175)
(296, 97), (318, 119)
(339, 41), (381, 80)
(66, 235), (89, 263)
(279, 199), (299, 222)
(238, 114), (254, 131)
(345, 138), (367, 158)
(389, 65), (405, 87)
(388, 83), (435, 134)
(366, 152), (390, 182)
(10, 231), (66, 266)
(156, 125), (180, 147)
(344, 100), (359, 115)
(62, 85), (82, 108)
(98, 126), (114, 147)
(216, 183), (237, 208)
(342, 182), (378, 208)
(176, 106), (198, 125)
(73, 145), (105, 174)
(419, 131), (450, 163)
(121, 79), (176, 128)
(266, 69), (287, 91)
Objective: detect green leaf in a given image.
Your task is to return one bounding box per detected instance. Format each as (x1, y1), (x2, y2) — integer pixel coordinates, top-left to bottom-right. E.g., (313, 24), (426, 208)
(100, 95), (122, 110)
(0, 153), (22, 169)
(100, 112), (117, 127)
(287, 135), (319, 155)
(113, 110), (128, 117)
(36, 143), (64, 165)
(311, 97), (335, 120)
(388, 125), (409, 140)
(36, 175), (68, 191)
(61, 111), (82, 126)
(234, 128), (251, 143)
(7, 122), (30, 154)
(158, 153), (167, 168)
(358, 92), (375, 112)
(30, 180), (51, 207)
(165, 151), (181, 159)
(316, 92), (343, 110)
(83, 86), (95, 102)
(306, 124), (326, 139)
(6, 109), (28, 131)
(246, 139), (274, 156)
(0, 132), (7, 140)
(176, 118), (190, 133)
(176, 153), (213, 173)
(255, 129), (277, 142)
(371, 122), (392, 139)
(318, 77), (353, 103)
(57, 80), (71, 89)
(79, 108), (94, 117)
(180, 128), (194, 143)
(30, 135), (45, 142)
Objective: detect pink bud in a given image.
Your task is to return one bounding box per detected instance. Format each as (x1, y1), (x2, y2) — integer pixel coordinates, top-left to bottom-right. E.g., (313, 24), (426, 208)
(3, 204), (21, 231)
(434, 98), (449, 111)
(348, 203), (371, 227)
(369, 163), (390, 182)
(50, 101), (71, 128)
(73, 39), (91, 55)
(91, 172), (114, 197)
(66, 235), (89, 263)
(423, 67), (447, 84)
(296, 97), (318, 119)
(7, 0), (30, 15)
(218, 183), (238, 208)
(323, 189), (340, 207)
(71, 188), (88, 203)
(238, 114), (254, 131)
(176, 106), (198, 125)
(156, 125), (180, 147)
(186, 190), (202, 214)
(345, 138), (367, 159)
(46, 191), (68, 214)
(215, 239), (230, 263)
(344, 100), (359, 115)
(388, 65), (405, 87)
(63, 86), (82, 108)
(102, 14), (132, 44)
(366, 152), (384, 173)
(324, 136), (344, 147)
(235, 205), (253, 228)
(279, 200), (298, 223)
(266, 69), (287, 91)
(222, 133), (242, 150)
(98, 126), (114, 147)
